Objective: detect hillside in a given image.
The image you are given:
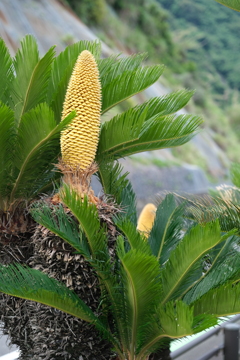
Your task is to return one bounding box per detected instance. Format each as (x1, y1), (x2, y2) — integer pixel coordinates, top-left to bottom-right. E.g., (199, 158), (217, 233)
(159, 0), (240, 94)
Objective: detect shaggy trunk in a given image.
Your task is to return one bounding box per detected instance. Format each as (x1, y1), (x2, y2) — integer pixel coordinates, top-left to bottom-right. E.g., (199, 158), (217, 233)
(0, 197), (119, 359)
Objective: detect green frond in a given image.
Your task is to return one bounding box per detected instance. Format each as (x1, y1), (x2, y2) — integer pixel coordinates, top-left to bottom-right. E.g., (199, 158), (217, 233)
(159, 301), (194, 338)
(0, 37), (13, 102)
(9, 104), (75, 203)
(97, 54), (121, 78)
(97, 160), (137, 224)
(116, 218), (152, 255)
(0, 104), (15, 203)
(138, 301), (194, 359)
(148, 194), (185, 264)
(0, 263), (99, 323)
(0, 263), (121, 353)
(186, 188), (240, 232)
(161, 221), (222, 304)
(59, 184), (109, 260)
(192, 314), (219, 334)
(231, 162), (240, 188)
(102, 64), (165, 114)
(98, 90), (196, 161)
(148, 89), (194, 117)
(48, 40), (101, 122)
(184, 234), (240, 304)
(98, 114), (202, 159)
(117, 249), (162, 356)
(193, 281), (240, 317)
(215, 0), (240, 11)
(30, 202), (90, 257)
(11, 35), (55, 126)
(135, 89), (194, 120)
(100, 53), (148, 90)
(97, 105), (148, 160)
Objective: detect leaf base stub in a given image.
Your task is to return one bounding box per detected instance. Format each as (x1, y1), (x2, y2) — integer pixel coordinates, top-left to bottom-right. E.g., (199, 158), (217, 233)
(54, 159), (99, 204)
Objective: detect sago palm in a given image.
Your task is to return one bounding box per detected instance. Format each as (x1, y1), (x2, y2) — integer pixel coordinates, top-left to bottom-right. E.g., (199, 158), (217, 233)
(0, 188), (239, 360)
(0, 37), (202, 359)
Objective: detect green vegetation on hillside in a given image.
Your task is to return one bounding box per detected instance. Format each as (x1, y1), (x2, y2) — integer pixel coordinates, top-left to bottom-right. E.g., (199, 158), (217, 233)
(66, 0), (195, 73)
(159, 0), (240, 94)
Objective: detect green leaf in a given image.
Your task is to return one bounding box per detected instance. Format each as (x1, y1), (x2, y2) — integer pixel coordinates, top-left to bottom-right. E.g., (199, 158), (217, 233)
(102, 64), (165, 114)
(59, 184), (109, 261)
(30, 203), (90, 257)
(0, 104), (15, 201)
(97, 105), (148, 161)
(0, 263), (99, 323)
(134, 89), (194, 120)
(11, 35), (55, 126)
(231, 162), (240, 188)
(138, 301), (194, 359)
(194, 281), (240, 316)
(0, 38), (13, 102)
(98, 114), (202, 159)
(97, 160), (137, 224)
(98, 89), (196, 160)
(215, 0), (240, 11)
(186, 189), (240, 233)
(161, 221), (222, 304)
(97, 54), (121, 79)
(9, 104), (75, 202)
(116, 218), (152, 255)
(48, 40), (101, 122)
(148, 194), (185, 264)
(117, 249), (162, 356)
(192, 314), (219, 334)
(158, 301), (194, 337)
(145, 89), (194, 117)
(184, 234), (240, 304)
(100, 53), (148, 90)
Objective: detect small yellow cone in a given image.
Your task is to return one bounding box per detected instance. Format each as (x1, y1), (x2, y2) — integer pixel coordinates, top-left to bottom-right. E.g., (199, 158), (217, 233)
(137, 203), (157, 238)
(61, 50), (101, 170)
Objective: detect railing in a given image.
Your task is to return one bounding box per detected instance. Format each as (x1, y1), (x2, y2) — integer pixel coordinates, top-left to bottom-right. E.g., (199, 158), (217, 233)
(171, 315), (240, 360)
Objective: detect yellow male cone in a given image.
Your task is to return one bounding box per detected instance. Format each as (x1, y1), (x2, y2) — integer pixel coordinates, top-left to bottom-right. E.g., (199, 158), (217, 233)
(137, 203), (157, 238)
(61, 50), (101, 170)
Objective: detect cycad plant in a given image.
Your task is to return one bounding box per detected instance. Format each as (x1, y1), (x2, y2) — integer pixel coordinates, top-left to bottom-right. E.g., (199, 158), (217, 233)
(0, 36), (203, 359)
(0, 190), (239, 360)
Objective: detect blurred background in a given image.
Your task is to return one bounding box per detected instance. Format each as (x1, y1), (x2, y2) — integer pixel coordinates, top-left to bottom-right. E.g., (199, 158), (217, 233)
(1, 0), (240, 208)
